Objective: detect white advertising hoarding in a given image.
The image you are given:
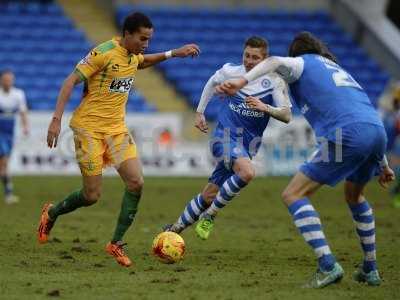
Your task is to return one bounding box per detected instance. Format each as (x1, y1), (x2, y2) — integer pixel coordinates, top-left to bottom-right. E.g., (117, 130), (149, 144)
(9, 112), (313, 176)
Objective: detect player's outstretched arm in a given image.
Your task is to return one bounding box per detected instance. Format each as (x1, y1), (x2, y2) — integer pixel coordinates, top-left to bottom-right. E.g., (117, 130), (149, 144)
(245, 96), (291, 123)
(194, 72), (223, 133)
(139, 44), (200, 69)
(214, 57), (281, 95)
(215, 78), (247, 96)
(47, 72), (82, 148)
(217, 56), (303, 96)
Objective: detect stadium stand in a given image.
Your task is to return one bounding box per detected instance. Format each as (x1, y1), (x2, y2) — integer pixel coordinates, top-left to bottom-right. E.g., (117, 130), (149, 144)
(0, 1), (156, 112)
(117, 5), (390, 120)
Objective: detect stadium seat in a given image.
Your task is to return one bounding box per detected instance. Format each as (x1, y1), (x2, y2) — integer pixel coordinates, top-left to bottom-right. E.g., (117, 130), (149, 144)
(116, 5), (389, 120)
(0, 2), (155, 113)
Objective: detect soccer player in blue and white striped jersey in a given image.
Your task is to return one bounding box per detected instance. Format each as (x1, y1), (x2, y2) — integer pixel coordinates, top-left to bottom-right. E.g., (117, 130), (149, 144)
(164, 36), (292, 239)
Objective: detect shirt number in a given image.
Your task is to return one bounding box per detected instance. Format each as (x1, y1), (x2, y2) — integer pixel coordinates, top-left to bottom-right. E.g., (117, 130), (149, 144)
(325, 64), (362, 90)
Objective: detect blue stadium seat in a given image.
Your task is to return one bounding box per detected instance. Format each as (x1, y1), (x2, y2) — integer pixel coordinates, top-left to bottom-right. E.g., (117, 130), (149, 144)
(0, 2), (155, 113)
(116, 5), (389, 118)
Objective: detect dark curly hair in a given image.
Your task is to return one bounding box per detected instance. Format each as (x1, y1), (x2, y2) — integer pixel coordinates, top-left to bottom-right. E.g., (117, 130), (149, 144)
(288, 31), (338, 63)
(122, 12), (153, 36)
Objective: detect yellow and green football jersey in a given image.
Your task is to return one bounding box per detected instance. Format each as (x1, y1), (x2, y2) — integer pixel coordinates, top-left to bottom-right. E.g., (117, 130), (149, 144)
(70, 37), (144, 135)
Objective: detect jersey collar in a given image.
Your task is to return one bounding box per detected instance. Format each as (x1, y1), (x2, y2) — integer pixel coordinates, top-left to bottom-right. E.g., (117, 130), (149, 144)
(112, 36), (130, 56)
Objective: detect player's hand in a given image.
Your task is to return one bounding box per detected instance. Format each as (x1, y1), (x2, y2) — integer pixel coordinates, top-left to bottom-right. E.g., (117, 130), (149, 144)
(378, 165), (395, 188)
(47, 117), (61, 148)
(194, 112), (208, 133)
(173, 44), (200, 58)
(216, 78), (248, 96)
(245, 96), (267, 112)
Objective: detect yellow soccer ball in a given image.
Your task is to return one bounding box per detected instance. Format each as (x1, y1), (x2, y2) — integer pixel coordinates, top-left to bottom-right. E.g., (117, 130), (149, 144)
(152, 232), (185, 264)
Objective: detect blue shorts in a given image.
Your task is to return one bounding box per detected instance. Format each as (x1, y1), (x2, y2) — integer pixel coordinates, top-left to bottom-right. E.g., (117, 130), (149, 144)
(0, 134), (13, 157)
(208, 138), (250, 187)
(300, 124), (387, 187)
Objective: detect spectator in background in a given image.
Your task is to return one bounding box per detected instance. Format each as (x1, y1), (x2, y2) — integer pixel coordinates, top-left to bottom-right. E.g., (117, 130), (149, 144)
(381, 84), (400, 207)
(0, 70), (29, 204)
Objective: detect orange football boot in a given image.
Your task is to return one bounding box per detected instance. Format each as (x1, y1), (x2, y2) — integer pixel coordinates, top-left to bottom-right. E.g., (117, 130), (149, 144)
(105, 242), (133, 267)
(37, 203), (55, 244)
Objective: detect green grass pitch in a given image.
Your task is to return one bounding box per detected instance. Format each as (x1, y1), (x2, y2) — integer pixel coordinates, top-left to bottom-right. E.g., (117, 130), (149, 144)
(0, 176), (399, 299)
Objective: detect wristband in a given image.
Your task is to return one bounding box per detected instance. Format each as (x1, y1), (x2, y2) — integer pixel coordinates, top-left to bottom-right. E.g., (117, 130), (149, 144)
(165, 50), (173, 59)
(379, 155), (389, 169)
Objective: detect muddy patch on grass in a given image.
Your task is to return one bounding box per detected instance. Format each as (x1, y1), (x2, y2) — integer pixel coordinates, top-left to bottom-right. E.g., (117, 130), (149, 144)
(174, 266), (189, 272)
(47, 289), (60, 297)
(150, 278), (180, 284)
(71, 245), (90, 253)
(49, 237), (62, 243)
(58, 252), (74, 260)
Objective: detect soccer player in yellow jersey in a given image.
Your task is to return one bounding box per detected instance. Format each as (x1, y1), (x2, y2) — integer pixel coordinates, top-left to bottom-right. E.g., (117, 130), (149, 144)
(37, 12), (200, 267)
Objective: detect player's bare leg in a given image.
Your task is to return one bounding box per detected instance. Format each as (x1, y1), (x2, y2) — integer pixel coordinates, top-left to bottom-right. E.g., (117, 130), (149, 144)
(281, 172), (321, 205)
(201, 183), (220, 206)
(282, 172), (344, 288)
(164, 183), (218, 233)
(0, 156), (18, 204)
(196, 157), (254, 240)
(344, 181), (381, 286)
(38, 175), (102, 244)
(106, 158), (143, 267)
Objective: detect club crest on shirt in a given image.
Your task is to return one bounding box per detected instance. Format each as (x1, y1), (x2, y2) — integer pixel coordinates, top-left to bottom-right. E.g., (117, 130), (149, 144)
(301, 104), (310, 114)
(233, 147), (242, 155)
(261, 79), (271, 89)
(78, 51), (96, 65)
(109, 77), (134, 93)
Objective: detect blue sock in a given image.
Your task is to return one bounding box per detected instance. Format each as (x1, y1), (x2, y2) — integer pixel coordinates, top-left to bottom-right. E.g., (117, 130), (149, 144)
(288, 198), (336, 272)
(348, 200), (376, 273)
(177, 194), (208, 229)
(205, 174), (248, 217)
